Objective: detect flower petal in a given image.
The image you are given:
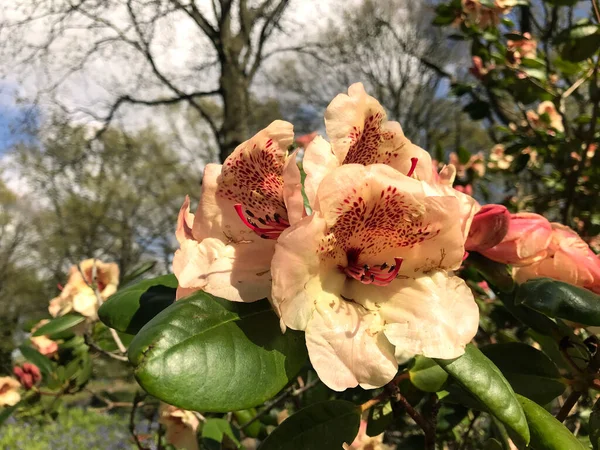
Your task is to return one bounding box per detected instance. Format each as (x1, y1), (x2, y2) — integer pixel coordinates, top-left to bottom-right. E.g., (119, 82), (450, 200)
(282, 150), (305, 225)
(377, 272), (479, 360)
(303, 136), (340, 209)
(174, 237), (274, 303)
(306, 300), (397, 391)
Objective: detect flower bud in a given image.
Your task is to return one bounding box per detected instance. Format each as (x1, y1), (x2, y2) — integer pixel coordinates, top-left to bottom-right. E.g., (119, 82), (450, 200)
(466, 204), (510, 252)
(480, 213), (552, 265)
(13, 363), (42, 390)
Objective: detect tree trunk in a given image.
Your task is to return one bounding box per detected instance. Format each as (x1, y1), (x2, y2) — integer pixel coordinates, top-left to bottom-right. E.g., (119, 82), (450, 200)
(218, 66), (251, 163)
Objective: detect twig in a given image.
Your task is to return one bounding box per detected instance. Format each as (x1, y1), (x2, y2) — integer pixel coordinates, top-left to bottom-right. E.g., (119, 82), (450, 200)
(459, 411), (481, 450)
(556, 391), (582, 422)
(593, 0), (600, 24)
(85, 334), (129, 362)
(130, 392), (147, 450)
(239, 378), (319, 431)
(562, 69), (594, 100)
(387, 383), (436, 450)
(360, 372), (411, 412)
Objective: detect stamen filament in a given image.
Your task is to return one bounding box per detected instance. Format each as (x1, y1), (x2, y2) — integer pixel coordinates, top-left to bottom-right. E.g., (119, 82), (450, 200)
(234, 204), (289, 239)
(341, 257), (403, 287)
(407, 157), (418, 177)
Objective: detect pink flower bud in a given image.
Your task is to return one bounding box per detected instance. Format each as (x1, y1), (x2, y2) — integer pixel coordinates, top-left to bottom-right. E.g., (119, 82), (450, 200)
(13, 363), (42, 390)
(466, 204), (510, 252)
(480, 212), (552, 265)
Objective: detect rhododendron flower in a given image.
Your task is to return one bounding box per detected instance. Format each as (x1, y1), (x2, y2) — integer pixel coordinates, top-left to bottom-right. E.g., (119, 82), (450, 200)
(13, 363), (42, 390)
(469, 56), (495, 79)
(487, 144), (514, 170)
(526, 101), (564, 134)
(449, 151), (486, 179)
(159, 403), (200, 450)
(506, 32), (537, 66)
(173, 121), (301, 302)
(344, 419), (392, 450)
(49, 259), (119, 319)
(295, 131), (318, 149)
(466, 204), (510, 252)
(302, 83), (433, 207)
(0, 377), (21, 406)
(514, 224), (600, 293)
(480, 213), (552, 265)
(271, 164), (479, 391)
(461, 0), (514, 28)
(30, 320), (59, 357)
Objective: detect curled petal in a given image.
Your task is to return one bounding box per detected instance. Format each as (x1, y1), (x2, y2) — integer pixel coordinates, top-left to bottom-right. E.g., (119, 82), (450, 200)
(466, 204), (510, 251)
(303, 136), (340, 210)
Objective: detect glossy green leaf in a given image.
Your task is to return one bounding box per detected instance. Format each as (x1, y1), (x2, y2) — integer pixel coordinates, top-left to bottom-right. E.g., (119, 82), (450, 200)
(128, 293), (308, 412)
(32, 314), (85, 337)
(516, 278), (600, 326)
(18, 345), (54, 377)
(518, 394), (586, 450)
(468, 253), (515, 293)
(435, 344), (530, 444)
(258, 400), (361, 450)
(121, 261), (157, 286)
(481, 343), (565, 404)
(366, 401), (393, 437)
(99, 274), (177, 334)
(498, 291), (561, 337)
(591, 398), (600, 450)
(409, 356), (448, 392)
(202, 418), (240, 449)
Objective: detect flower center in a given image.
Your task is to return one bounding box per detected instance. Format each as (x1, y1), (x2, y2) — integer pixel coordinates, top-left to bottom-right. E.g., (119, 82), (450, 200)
(340, 248), (403, 286)
(234, 204), (290, 239)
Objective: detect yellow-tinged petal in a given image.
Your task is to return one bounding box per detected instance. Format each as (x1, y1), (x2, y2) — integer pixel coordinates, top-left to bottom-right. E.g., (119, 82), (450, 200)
(303, 136), (339, 210)
(282, 150), (305, 225)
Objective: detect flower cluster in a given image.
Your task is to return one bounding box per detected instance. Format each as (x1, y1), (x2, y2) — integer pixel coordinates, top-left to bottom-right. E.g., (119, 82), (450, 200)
(174, 83), (489, 391)
(48, 259), (119, 319)
(460, 0), (515, 29)
(159, 403), (200, 450)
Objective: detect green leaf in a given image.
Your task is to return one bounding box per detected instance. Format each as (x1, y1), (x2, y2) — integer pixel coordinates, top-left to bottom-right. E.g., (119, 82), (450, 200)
(590, 397), (600, 450)
(435, 344), (530, 444)
(18, 345), (54, 377)
(560, 34), (600, 62)
(258, 400), (361, 450)
(32, 314), (85, 338)
(543, 0), (580, 5)
(481, 343), (565, 404)
(121, 261), (157, 286)
(128, 293), (308, 412)
(516, 278), (600, 326)
(202, 418), (240, 449)
(98, 274), (177, 335)
(366, 401), (393, 437)
(484, 438), (504, 450)
(468, 252), (515, 293)
(498, 291), (561, 337)
(409, 356), (448, 392)
(518, 394), (586, 449)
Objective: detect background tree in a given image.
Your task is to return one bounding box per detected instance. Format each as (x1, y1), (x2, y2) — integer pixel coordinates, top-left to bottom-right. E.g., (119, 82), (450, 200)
(0, 0), (292, 162)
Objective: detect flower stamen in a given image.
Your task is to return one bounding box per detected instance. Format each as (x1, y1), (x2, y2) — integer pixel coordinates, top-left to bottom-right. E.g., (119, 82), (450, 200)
(407, 157), (418, 177)
(341, 256), (403, 286)
(234, 204), (289, 239)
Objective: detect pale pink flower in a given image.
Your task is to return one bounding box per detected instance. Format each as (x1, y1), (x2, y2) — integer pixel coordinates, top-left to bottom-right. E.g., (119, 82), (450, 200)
(513, 223), (600, 293)
(173, 121), (301, 302)
(271, 164), (479, 391)
(480, 213), (552, 265)
(30, 320), (59, 357)
(462, 0), (514, 28)
(159, 403), (200, 450)
(0, 377), (21, 407)
(527, 102), (564, 134)
(506, 32), (537, 66)
(295, 131), (318, 149)
(49, 259), (119, 319)
(344, 419), (393, 450)
(465, 204), (511, 252)
(302, 83), (433, 208)
(469, 56), (495, 79)
(487, 144), (514, 170)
